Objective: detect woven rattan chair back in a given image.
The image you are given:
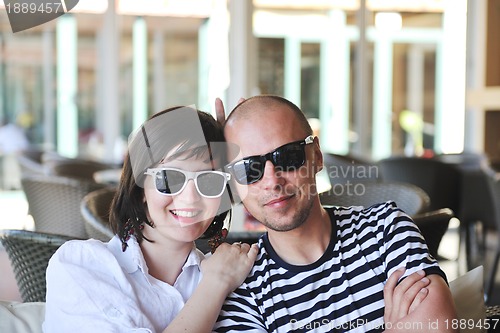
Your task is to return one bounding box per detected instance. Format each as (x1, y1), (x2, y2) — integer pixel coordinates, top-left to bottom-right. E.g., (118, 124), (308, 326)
(319, 181), (430, 216)
(49, 159), (113, 182)
(0, 229), (76, 302)
(21, 175), (106, 238)
(378, 156), (461, 212)
(81, 187), (116, 242)
(16, 149), (48, 177)
(323, 153), (379, 185)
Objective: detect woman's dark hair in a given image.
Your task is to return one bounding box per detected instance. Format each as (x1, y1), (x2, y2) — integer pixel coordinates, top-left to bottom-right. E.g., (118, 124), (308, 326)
(109, 106), (230, 250)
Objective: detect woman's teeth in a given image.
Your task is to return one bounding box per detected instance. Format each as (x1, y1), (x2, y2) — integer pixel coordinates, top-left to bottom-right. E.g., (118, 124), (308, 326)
(171, 210), (200, 218)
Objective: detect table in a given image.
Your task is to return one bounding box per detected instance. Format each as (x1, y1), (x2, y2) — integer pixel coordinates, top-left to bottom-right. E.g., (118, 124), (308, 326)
(93, 169), (122, 185)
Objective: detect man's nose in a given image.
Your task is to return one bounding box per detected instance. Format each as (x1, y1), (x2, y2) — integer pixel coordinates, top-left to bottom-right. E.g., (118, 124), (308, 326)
(259, 160), (285, 188)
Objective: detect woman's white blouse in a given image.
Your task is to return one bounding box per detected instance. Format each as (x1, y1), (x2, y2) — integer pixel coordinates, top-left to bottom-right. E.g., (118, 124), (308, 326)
(43, 236), (204, 333)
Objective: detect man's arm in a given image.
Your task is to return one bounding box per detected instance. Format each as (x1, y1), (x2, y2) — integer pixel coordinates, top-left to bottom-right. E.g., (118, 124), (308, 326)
(385, 268), (430, 320)
(386, 274), (457, 332)
(381, 206), (458, 332)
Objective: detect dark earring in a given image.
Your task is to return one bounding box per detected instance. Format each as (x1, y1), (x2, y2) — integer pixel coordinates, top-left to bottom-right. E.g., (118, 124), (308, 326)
(121, 218), (155, 252)
(207, 227), (228, 254)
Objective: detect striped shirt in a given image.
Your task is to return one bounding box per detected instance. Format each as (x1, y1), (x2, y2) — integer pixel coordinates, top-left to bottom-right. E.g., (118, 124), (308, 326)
(214, 201), (446, 333)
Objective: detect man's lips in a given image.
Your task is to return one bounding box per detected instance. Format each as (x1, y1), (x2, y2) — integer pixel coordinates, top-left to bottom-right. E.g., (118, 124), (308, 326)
(264, 195), (293, 206)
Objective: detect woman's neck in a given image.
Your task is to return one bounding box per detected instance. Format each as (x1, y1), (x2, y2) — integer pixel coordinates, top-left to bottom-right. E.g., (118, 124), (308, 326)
(140, 239), (194, 285)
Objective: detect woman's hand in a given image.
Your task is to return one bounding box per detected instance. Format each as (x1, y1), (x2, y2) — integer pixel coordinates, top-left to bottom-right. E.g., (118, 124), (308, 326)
(384, 269), (430, 327)
(201, 242), (258, 294)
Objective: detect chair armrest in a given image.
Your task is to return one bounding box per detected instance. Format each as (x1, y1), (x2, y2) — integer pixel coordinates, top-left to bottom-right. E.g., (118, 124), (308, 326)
(411, 208), (454, 259)
(412, 208), (454, 228)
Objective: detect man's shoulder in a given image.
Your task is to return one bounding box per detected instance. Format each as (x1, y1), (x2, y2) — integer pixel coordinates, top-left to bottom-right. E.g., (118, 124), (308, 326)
(324, 201), (400, 223)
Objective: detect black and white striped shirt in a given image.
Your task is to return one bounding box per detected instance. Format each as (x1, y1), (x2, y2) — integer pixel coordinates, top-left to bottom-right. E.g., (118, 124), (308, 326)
(214, 202), (446, 333)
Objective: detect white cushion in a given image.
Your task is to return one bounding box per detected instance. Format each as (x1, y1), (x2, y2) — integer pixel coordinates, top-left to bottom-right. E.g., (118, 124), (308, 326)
(449, 266), (486, 333)
(0, 300), (45, 333)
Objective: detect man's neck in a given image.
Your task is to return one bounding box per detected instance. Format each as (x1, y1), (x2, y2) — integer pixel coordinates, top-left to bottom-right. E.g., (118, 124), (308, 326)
(266, 204), (332, 265)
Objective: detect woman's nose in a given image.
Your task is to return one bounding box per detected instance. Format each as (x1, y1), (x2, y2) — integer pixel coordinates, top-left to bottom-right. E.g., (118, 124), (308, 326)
(178, 179), (201, 201)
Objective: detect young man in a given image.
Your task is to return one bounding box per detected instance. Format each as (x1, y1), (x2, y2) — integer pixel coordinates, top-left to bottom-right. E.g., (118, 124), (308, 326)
(214, 95), (457, 332)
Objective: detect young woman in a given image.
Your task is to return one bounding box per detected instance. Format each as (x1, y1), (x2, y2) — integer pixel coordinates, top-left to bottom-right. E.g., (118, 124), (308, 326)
(43, 106), (258, 333)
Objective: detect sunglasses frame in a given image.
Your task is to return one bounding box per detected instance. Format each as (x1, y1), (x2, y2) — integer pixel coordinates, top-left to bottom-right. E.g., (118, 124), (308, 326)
(144, 167), (231, 198)
(226, 135), (315, 185)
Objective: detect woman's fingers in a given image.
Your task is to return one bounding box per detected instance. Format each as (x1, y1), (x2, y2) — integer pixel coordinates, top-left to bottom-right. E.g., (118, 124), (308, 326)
(215, 98), (225, 125)
(384, 267), (406, 320)
(215, 97), (246, 126)
(384, 269), (430, 323)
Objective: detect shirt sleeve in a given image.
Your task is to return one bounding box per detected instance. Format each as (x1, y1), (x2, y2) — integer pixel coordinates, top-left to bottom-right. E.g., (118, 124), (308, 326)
(381, 202), (448, 283)
(213, 285), (267, 332)
(42, 240), (152, 333)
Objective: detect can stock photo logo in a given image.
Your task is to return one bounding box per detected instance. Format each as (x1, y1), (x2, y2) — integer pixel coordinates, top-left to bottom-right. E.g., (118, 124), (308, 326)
(5, 0), (79, 33)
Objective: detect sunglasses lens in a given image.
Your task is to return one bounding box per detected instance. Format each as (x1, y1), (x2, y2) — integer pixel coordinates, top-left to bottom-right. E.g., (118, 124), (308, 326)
(230, 142), (307, 185)
(275, 144), (305, 170)
(155, 169), (186, 194)
(197, 172), (227, 197)
(232, 159), (264, 185)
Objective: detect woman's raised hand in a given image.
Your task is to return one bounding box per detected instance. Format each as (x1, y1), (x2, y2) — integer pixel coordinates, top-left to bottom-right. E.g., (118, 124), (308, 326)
(201, 242), (258, 294)
(215, 97), (245, 126)
(384, 268), (430, 328)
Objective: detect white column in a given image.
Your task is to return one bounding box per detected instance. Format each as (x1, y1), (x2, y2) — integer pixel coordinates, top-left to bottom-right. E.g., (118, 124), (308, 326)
(101, 0), (120, 163)
(227, 0), (257, 110)
(372, 33), (394, 159)
(56, 14), (78, 158)
(42, 28), (55, 151)
(152, 30), (166, 113)
(95, 30), (104, 153)
(0, 35), (4, 121)
(464, 0), (487, 152)
(435, 0), (467, 154)
(320, 10), (350, 154)
(198, 20), (209, 111)
(133, 16), (148, 128)
(407, 45), (425, 118)
(200, 0), (230, 114)
(284, 37), (301, 106)
(353, 0), (370, 156)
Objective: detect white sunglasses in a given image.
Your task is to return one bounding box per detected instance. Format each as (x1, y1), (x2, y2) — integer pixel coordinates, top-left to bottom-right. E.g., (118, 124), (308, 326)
(144, 167), (231, 198)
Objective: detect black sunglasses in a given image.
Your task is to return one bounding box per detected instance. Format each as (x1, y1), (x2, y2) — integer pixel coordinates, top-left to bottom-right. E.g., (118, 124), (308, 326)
(144, 168), (231, 198)
(226, 135), (314, 185)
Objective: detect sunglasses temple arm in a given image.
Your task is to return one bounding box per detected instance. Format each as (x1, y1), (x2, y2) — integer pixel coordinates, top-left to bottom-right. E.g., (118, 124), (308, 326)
(141, 126), (156, 166)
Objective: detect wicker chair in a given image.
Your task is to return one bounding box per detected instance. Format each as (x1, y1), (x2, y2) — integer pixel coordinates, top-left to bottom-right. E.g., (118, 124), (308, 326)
(16, 149), (49, 177)
(21, 175), (106, 239)
(48, 158), (115, 182)
(378, 156), (461, 260)
(0, 229), (76, 302)
(322, 153), (380, 186)
(319, 181), (430, 216)
(80, 187), (116, 242)
(319, 181), (452, 258)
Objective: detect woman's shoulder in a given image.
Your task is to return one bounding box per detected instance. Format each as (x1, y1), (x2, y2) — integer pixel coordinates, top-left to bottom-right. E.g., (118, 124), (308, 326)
(50, 239), (116, 268)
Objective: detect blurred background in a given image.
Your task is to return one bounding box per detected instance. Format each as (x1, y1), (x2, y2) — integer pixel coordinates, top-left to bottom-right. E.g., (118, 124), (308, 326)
(1, 0), (497, 165)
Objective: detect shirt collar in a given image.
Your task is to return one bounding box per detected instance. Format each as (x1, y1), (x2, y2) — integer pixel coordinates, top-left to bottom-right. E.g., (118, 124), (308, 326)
(107, 235), (205, 275)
